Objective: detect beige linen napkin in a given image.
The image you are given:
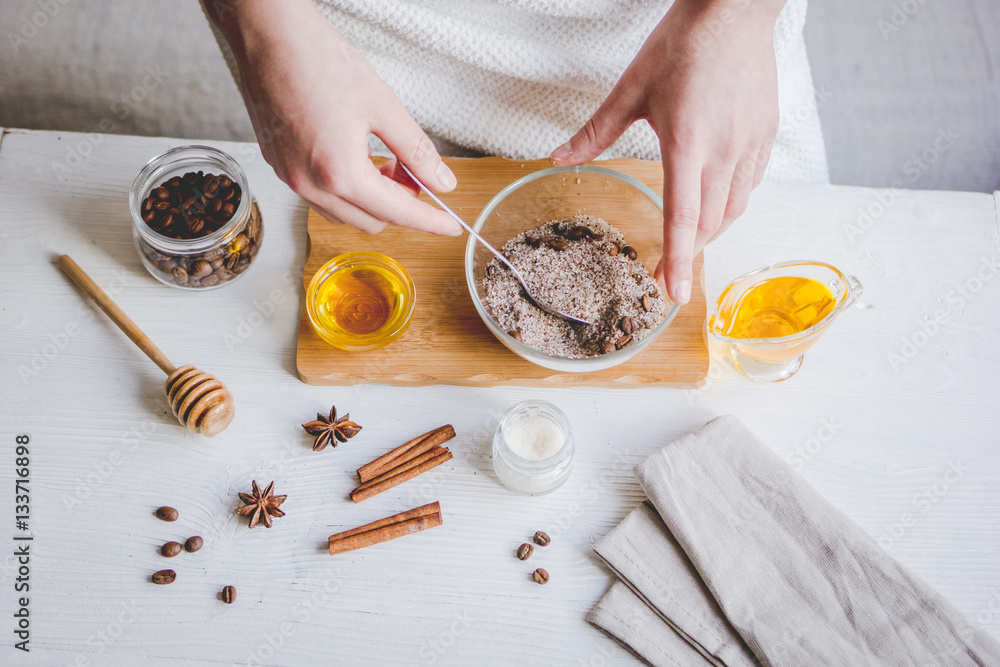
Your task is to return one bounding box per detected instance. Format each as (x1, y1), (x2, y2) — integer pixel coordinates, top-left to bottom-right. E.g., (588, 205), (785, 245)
(589, 415), (1000, 666)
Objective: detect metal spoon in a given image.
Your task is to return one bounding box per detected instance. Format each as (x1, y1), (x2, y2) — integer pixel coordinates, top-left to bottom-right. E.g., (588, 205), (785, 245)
(397, 161), (596, 326)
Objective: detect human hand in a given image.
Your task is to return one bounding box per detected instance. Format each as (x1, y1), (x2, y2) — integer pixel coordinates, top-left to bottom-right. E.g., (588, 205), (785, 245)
(207, 0), (461, 235)
(550, 0), (785, 304)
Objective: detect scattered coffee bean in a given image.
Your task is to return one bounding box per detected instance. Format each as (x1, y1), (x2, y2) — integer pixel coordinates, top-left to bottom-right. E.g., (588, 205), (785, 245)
(155, 506), (178, 522)
(533, 568), (550, 585)
(221, 585), (237, 604)
(620, 316), (634, 335)
(517, 543), (534, 561)
(184, 536), (204, 553)
(161, 541), (182, 558)
(606, 243), (619, 256)
(602, 340), (617, 355)
(616, 334), (635, 349)
(547, 238), (569, 252)
(623, 245), (638, 261)
(533, 531), (551, 547)
(641, 294), (653, 312)
(152, 569), (176, 585)
(509, 330), (523, 342)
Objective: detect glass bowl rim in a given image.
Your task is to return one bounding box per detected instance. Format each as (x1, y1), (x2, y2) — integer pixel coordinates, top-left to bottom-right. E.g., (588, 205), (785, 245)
(708, 260), (858, 346)
(464, 164), (680, 364)
(305, 250), (416, 348)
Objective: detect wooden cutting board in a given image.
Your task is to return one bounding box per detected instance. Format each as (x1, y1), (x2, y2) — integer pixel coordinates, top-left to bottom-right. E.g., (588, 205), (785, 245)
(296, 157), (708, 387)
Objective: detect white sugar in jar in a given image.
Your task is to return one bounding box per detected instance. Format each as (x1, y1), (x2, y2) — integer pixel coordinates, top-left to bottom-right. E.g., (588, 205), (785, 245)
(492, 400), (574, 495)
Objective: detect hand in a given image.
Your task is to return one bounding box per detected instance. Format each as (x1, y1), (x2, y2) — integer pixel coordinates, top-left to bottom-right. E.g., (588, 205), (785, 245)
(206, 0), (461, 235)
(550, 0), (785, 304)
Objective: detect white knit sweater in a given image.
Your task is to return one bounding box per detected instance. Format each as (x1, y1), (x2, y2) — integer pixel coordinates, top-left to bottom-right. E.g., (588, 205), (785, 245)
(210, 0), (828, 182)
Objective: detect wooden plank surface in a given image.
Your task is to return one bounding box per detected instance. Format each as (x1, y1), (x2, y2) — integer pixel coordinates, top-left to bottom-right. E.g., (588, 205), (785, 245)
(297, 158), (708, 387)
(2, 129), (999, 667)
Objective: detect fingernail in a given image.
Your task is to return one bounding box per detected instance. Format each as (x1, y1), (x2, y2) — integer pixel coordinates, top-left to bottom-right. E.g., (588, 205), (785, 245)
(436, 162), (457, 191)
(674, 280), (691, 304)
(550, 142), (573, 164)
(449, 223), (463, 237)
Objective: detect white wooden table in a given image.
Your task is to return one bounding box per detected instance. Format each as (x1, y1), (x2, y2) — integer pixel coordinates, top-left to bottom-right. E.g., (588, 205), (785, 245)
(1, 128), (998, 666)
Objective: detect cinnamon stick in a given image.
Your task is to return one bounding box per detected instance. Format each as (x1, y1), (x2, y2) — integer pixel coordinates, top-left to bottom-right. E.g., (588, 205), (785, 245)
(352, 446), (447, 495)
(356, 424), (455, 483)
(350, 449), (454, 503)
(328, 502), (442, 555)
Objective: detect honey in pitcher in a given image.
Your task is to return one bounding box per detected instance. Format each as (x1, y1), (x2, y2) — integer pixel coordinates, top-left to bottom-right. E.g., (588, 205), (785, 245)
(712, 276), (836, 339)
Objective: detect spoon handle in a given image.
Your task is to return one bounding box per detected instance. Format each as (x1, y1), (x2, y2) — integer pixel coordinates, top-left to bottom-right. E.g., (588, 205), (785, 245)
(397, 163), (520, 275)
(57, 255), (177, 376)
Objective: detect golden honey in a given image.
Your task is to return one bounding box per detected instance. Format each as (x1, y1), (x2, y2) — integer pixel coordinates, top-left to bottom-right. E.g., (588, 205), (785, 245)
(306, 252), (415, 351)
(711, 276), (836, 339)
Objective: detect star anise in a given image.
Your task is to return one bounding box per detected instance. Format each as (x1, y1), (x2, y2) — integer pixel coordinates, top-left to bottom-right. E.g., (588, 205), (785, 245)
(235, 480), (286, 529)
(302, 405), (362, 451)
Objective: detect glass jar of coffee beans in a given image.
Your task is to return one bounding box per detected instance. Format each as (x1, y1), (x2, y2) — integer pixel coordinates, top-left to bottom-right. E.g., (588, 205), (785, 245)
(130, 145), (263, 290)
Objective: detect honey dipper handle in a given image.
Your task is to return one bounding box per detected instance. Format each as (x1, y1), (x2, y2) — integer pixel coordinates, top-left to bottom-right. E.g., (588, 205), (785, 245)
(57, 255), (177, 376)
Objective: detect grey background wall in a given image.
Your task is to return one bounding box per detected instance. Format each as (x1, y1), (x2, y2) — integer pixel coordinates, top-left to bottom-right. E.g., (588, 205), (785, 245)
(2, 0), (997, 193)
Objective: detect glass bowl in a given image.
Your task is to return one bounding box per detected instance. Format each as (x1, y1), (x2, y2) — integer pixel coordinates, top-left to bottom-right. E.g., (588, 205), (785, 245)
(464, 165), (679, 373)
(306, 251), (416, 352)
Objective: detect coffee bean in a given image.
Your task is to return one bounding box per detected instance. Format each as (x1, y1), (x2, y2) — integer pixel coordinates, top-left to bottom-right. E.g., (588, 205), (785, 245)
(184, 536), (203, 553)
(221, 202), (236, 219)
(152, 569), (176, 585)
(209, 198), (222, 215)
(509, 330), (522, 343)
(606, 243), (619, 256)
(616, 334), (633, 349)
(221, 585), (237, 604)
(142, 209), (156, 224)
(167, 176), (182, 188)
(200, 274), (220, 287)
(188, 217), (204, 235)
(155, 506), (178, 522)
(623, 245), (638, 261)
(602, 340), (617, 355)
(161, 541), (182, 557)
(533, 531), (551, 547)
(547, 238), (569, 251)
(641, 294), (653, 312)
(153, 200), (171, 211)
(532, 568), (550, 585)
(191, 260), (212, 278)
(154, 187), (170, 201)
(620, 316), (634, 335)
(517, 543), (534, 561)
(171, 266), (188, 281)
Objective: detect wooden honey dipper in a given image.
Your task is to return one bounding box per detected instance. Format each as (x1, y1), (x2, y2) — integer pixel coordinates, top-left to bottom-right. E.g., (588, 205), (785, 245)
(57, 255), (235, 437)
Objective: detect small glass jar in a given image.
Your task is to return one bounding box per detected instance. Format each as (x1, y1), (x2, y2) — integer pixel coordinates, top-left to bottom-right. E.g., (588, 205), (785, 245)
(129, 145), (263, 290)
(492, 400), (574, 495)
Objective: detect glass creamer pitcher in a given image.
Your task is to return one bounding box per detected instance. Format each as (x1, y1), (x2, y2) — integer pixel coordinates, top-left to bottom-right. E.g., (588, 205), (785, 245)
(708, 261), (863, 382)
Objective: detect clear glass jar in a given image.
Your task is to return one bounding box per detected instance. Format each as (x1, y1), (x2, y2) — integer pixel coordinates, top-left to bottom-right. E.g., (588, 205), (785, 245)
(129, 145), (263, 290)
(492, 400), (574, 495)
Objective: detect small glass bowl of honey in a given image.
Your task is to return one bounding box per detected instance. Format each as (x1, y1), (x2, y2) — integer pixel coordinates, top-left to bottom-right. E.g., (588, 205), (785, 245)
(708, 261), (863, 382)
(306, 251), (416, 352)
